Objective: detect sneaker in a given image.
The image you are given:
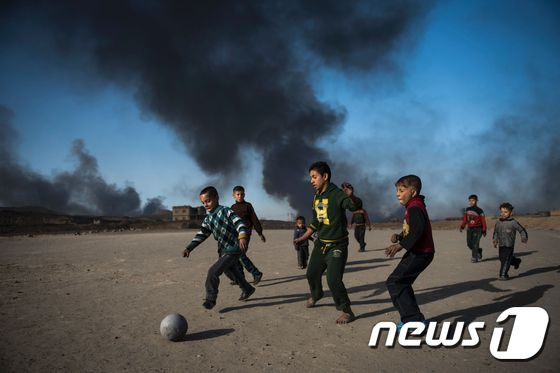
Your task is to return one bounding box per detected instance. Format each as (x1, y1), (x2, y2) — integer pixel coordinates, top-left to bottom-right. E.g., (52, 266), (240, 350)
(513, 258), (521, 270)
(471, 257), (478, 263)
(203, 299), (216, 309)
(252, 273), (263, 285)
(239, 286), (255, 301)
(477, 248), (483, 260)
(498, 275), (509, 281)
(397, 320), (429, 332)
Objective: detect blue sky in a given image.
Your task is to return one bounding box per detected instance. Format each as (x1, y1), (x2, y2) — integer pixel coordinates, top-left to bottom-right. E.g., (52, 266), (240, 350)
(1, 0), (559, 219)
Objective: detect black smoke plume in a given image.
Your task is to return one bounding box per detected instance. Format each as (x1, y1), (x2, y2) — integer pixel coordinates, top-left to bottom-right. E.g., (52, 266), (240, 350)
(0, 105), (162, 216)
(0, 0), (432, 218)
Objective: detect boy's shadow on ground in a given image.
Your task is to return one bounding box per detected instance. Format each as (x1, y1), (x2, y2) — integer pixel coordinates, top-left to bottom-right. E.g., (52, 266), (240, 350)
(258, 263), (390, 288)
(432, 284), (554, 324)
(479, 250), (538, 263)
(355, 264), (560, 321)
(180, 328), (235, 342)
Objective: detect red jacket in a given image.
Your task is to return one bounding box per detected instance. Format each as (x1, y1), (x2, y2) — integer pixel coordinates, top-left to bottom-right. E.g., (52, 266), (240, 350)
(401, 196), (435, 254)
(460, 206), (487, 233)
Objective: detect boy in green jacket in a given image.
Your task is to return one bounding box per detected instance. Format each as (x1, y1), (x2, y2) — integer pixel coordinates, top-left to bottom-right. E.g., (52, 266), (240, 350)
(294, 161), (362, 324)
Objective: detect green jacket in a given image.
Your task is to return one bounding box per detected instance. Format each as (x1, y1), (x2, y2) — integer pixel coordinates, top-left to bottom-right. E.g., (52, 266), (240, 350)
(309, 182), (362, 242)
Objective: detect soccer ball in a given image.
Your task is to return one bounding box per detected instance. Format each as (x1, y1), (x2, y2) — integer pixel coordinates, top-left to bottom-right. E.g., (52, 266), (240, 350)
(160, 313), (188, 341)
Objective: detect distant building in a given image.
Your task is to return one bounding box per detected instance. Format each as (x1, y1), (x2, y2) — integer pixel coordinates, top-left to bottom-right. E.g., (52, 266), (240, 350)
(172, 205), (206, 223)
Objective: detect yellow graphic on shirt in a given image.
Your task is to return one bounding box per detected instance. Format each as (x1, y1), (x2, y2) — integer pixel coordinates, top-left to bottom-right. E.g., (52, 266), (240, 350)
(314, 198), (330, 225)
(402, 220), (410, 237)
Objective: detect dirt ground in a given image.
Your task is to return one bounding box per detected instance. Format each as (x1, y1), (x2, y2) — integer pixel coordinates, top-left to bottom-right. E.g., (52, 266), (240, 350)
(1, 229), (559, 372)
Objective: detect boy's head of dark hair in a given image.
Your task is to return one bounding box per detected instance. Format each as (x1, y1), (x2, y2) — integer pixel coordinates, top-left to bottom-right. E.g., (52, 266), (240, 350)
(499, 202), (514, 211)
(395, 174), (422, 193)
(233, 185), (245, 193)
(200, 186), (219, 199)
(308, 161), (331, 182)
(296, 216), (305, 223)
(468, 194), (478, 201)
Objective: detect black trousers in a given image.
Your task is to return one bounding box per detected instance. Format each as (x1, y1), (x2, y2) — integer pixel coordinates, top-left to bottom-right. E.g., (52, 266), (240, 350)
(354, 225), (366, 251)
(206, 253), (253, 302)
(499, 246), (520, 277)
(386, 250), (434, 323)
(297, 245), (309, 268)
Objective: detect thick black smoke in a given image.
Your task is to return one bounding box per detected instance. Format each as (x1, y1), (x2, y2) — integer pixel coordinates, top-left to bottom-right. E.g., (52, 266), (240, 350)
(0, 0), (432, 218)
(0, 105), (162, 216)
(142, 197), (167, 216)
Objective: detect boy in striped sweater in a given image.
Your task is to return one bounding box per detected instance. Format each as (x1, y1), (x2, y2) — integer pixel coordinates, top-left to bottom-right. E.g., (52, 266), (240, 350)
(182, 186), (255, 309)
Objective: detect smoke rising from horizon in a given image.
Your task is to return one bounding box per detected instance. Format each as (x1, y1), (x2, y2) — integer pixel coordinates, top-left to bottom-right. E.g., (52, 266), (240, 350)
(0, 0), (432, 219)
(0, 105), (166, 216)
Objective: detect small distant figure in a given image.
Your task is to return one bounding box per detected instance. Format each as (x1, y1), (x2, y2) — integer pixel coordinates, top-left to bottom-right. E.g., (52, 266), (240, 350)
(460, 194), (487, 263)
(230, 185), (266, 285)
(182, 186), (255, 310)
(493, 202), (528, 281)
(348, 187), (372, 252)
(385, 175), (435, 331)
(293, 216), (313, 269)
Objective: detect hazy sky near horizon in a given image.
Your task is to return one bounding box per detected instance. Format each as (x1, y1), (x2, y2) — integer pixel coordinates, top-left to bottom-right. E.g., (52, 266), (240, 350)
(1, 0), (559, 220)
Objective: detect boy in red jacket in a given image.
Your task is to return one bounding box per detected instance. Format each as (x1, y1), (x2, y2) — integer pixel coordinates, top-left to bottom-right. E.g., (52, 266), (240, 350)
(385, 175), (435, 330)
(459, 194), (487, 263)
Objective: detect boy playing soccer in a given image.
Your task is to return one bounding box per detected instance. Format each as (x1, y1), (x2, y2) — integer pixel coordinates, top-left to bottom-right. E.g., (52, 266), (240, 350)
(493, 202), (528, 280)
(294, 161), (362, 324)
(182, 186), (255, 309)
(385, 175), (434, 329)
(459, 194), (487, 262)
(230, 185), (266, 285)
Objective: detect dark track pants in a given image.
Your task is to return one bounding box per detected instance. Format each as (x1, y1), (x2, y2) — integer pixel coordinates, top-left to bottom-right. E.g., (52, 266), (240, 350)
(297, 245), (309, 268)
(499, 246), (520, 277)
(386, 250), (434, 323)
(354, 225), (366, 251)
(306, 239), (350, 311)
(466, 226), (483, 259)
(206, 253), (253, 302)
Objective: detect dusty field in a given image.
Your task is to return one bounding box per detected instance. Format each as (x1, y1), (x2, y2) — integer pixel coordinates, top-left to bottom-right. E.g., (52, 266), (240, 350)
(1, 229), (559, 372)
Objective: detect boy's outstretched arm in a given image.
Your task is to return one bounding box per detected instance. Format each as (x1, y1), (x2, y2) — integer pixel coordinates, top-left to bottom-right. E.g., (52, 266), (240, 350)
(459, 211), (468, 232)
(249, 203), (266, 242)
(227, 208), (249, 252)
(515, 220), (529, 243)
(363, 208), (372, 230)
(183, 223), (212, 257)
(492, 221), (499, 247)
(294, 227), (315, 244)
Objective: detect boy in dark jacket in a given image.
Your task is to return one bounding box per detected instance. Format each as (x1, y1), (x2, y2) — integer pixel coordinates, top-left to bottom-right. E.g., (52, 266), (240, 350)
(385, 175), (434, 330)
(460, 194), (487, 262)
(293, 216), (313, 269)
(493, 202), (528, 280)
(294, 161), (362, 324)
(230, 185), (266, 285)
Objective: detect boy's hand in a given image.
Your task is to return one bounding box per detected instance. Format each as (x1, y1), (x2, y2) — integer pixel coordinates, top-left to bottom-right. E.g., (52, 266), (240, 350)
(182, 248), (190, 258)
(459, 227), (464, 233)
(260, 234), (266, 243)
(390, 233), (400, 243)
(239, 238), (248, 252)
(482, 231), (487, 237)
(385, 243), (403, 258)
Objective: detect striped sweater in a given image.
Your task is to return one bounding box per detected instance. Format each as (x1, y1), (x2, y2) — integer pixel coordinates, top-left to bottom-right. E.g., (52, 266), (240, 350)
(185, 205), (247, 255)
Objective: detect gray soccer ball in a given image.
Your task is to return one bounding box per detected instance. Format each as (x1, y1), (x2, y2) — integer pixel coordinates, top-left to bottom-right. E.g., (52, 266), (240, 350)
(160, 313), (188, 341)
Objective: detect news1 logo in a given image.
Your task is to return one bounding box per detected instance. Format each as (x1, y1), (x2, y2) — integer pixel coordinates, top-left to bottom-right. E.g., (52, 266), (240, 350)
(369, 307), (549, 360)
